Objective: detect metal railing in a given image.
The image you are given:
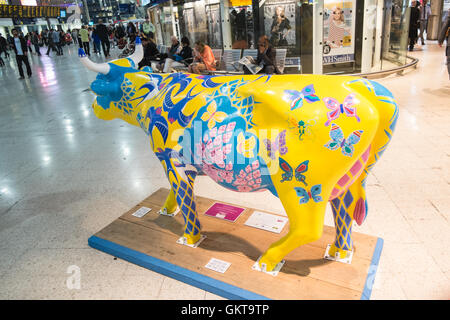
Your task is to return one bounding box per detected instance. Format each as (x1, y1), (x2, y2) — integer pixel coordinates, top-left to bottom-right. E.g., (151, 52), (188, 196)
(352, 55), (419, 78)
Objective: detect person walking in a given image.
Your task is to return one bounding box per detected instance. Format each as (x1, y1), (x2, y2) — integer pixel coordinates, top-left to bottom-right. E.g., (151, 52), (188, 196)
(26, 33), (33, 54)
(42, 29), (48, 46)
(79, 26), (90, 56)
(32, 31), (41, 56)
(408, 0), (420, 51)
(438, 9), (450, 80)
(11, 29), (32, 79)
(96, 19), (110, 57)
(419, 0), (432, 45)
(46, 30), (57, 56)
(54, 29), (63, 55)
(92, 27), (101, 54)
(72, 28), (80, 48)
(0, 33), (9, 59)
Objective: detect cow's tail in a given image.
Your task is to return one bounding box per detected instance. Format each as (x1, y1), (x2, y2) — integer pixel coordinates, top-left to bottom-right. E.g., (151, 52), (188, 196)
(333, 79), (399, 227)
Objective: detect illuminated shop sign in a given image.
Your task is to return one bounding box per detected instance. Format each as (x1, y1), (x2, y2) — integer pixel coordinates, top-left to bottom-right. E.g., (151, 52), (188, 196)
(20, 0), (36, 6)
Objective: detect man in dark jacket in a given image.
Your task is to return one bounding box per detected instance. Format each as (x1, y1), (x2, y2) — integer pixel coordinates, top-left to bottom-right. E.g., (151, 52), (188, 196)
(244, 35), (279, 74)
(95, 19), (110, 57)
(438, 10), (450, 79)
(11, 29), (32, 79)
(408, 0), (420, 51)
(138, 37), (160, 69)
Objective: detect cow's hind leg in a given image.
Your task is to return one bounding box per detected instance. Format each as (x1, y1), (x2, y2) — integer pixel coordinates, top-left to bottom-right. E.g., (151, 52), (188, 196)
(258, 188), (328, 272)
(341, 79), (399, 225)
(327, 191), (356, 260)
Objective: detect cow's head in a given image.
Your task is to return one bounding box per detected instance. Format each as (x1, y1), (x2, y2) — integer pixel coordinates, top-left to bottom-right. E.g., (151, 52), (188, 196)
(79, 37), (162, 126)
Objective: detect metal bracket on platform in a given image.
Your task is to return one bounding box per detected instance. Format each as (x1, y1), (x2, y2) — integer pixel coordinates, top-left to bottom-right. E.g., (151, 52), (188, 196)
(176, 235), (207, 248)
(323, 244), (354, 264)
(252, 256), (285, 276)
(158, 207), (180, 217)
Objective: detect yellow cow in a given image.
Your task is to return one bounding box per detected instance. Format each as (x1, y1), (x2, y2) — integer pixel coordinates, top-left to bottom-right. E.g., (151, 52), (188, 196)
(80, 38), (398, 272)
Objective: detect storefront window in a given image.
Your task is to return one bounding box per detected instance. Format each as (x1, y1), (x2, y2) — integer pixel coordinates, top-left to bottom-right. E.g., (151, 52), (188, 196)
(206, 2), (222, 48)
(147, 0), (413, 75)
(381, 0), (410, 68)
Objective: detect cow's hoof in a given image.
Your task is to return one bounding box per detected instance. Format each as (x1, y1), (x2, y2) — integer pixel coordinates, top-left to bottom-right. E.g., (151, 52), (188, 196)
(158, 207), (179, 217)
(324, 244), (353, 264)
(253, 255), (285, 276)
(176, 233), (206, 248)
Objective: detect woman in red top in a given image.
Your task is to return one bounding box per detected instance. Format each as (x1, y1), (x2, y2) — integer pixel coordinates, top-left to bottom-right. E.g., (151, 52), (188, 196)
(188, 41), (216, 74)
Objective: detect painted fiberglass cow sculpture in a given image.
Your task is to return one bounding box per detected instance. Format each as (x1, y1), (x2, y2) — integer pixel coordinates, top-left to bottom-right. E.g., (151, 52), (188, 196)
(80, 38), (398, 273)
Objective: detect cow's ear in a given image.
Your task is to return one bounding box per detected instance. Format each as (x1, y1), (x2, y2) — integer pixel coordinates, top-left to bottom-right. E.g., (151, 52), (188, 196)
(108, 57), (135, 69)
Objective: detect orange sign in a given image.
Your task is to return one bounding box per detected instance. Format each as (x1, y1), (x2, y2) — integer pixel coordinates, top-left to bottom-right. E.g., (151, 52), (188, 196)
(230, 0), (252, 6)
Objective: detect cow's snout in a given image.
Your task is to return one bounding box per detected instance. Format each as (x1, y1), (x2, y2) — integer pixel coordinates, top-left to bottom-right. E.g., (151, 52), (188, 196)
(91, 79), (121, 100)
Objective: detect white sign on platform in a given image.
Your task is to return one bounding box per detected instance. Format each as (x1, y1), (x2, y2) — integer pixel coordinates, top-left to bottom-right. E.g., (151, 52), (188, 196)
(131, 206), (151, 218)
(205, 258), (231, 274)
(244, 211), (288, 234)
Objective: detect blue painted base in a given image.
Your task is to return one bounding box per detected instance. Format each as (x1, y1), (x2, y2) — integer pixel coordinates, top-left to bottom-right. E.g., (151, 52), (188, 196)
(88, 235), (383, 300)
(88, 235), (269, 300)
(361, 237), (384, 300)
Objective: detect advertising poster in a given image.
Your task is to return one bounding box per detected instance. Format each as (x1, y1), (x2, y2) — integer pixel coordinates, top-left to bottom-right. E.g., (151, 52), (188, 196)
(323, 0), (356, 65)
(263, 0), (296, 48)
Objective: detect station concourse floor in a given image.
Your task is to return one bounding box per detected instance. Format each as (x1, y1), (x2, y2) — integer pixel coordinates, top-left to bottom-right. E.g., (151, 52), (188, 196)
(0, 43), (448, 300)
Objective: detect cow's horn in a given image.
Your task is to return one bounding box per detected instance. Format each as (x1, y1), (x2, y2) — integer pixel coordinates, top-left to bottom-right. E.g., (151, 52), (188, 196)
(128, 36), (143, 68)
(78, 48), (110, 75)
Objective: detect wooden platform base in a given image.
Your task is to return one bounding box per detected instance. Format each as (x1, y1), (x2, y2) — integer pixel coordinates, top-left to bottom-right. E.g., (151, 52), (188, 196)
(88, 188), (383, 300)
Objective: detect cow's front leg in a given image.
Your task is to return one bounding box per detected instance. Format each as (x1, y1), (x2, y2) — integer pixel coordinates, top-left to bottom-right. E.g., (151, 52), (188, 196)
(258, 188), (328, 272)
(171, 169), (202, 245)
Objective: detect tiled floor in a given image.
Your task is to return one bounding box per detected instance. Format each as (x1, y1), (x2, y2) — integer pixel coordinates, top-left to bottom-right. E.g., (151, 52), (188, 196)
(0, 42), (448, 300)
